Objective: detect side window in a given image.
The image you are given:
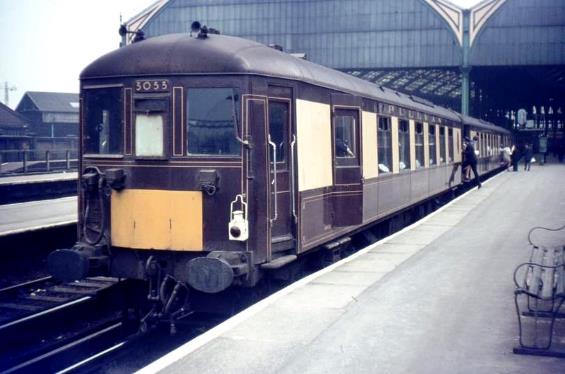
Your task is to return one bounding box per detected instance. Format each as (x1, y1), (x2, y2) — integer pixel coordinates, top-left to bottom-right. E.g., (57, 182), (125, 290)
(268, 101), (289, 166)
(439, 126), (446, 164)
(377, 116), (392, 173)
(447, 127), (453, 163)
(334, 110), (358, 164)
(398, 119), (411, 170)
(415, 122), (424, 169)
(187, 88), (241, 156)
(428, 124), (436, 166)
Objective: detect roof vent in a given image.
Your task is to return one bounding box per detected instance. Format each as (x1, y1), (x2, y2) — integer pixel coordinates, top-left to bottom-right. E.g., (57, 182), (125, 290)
(269, 44), (284, 52)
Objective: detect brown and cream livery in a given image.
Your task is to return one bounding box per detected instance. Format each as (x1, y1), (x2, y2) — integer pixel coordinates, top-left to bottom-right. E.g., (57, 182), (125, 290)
(49, 32), (510, 307)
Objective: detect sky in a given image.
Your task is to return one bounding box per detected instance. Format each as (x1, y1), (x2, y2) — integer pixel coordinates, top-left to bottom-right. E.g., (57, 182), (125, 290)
(0, 0), (483, 109)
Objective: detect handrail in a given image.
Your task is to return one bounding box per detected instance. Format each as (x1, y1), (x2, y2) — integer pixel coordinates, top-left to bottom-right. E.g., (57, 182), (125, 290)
(268, 135), (278, 223)
(290, 134), (297, 222)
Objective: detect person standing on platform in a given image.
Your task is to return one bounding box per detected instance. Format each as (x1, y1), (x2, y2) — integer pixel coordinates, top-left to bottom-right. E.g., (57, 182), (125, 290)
(464, 137), (481, 189)
(511, 145), (520, 172)
(524, 143), (533, 171)
(462, 139), (471, 181)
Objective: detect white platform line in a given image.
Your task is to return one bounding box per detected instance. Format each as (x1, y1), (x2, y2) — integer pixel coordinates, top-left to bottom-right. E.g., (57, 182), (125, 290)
(0, 196), (76, 208)
(137, 173), (502, 374)
(0, 219), (77, 237)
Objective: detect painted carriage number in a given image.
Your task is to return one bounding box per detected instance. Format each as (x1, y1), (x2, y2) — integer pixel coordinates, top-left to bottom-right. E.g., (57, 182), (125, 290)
(135, 80), (169, 92)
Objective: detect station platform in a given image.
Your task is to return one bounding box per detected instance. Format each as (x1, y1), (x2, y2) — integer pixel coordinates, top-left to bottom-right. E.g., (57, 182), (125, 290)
(0, 171), (77, 186)
(0, 196), (77, 237)
(140, 163), (565, 374)
(0, 172), (77, 204)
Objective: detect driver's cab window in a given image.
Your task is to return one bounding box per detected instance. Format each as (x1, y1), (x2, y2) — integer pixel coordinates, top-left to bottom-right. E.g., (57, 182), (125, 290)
(186, 88), (241, 156)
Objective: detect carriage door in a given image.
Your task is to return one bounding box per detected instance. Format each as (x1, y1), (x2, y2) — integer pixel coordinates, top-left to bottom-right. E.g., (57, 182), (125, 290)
(332, 106), (363, 226)
(268, 99), (294, 252)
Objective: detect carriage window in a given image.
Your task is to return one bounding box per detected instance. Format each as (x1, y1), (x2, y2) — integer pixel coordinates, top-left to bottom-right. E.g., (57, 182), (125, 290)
(447, 128), (453, 163)
(439, 126), (446, 164)
(334, 114), (356, 159)
(377, 116), (392, 173)
(135, 113), (164, 157)
(415, 122), (424, 169)
(428, 124), (436, 166)
(187, 88), (241, 156)
(268, 101), (288, 164)
(84, 87), (123, 154)
(398, 119), (411, 170)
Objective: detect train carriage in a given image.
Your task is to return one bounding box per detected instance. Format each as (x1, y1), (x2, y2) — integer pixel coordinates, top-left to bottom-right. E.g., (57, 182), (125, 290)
(49, 30), (509, 320)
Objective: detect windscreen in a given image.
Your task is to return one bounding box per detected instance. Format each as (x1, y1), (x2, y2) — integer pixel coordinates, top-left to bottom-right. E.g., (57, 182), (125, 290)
(187, 88), (241, 156)
(84, 87), (123, 154)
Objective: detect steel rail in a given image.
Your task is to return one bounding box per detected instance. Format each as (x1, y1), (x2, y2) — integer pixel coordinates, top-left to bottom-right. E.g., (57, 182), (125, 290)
(0, 296), (91, 332)
(3, 321), (124, 374)
(0, 275), (53, 294)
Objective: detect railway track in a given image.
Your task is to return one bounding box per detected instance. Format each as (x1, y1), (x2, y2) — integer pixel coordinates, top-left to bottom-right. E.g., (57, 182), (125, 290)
(0, 174), (494, 372)
(0, 276), (134, 373)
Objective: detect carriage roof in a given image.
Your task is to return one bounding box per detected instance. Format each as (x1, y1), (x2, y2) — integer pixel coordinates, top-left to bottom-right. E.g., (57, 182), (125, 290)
(83, 33), (493, 125)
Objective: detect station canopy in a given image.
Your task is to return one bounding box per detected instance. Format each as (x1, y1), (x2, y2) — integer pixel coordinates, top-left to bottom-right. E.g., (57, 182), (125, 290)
(125, 0), (565, 131)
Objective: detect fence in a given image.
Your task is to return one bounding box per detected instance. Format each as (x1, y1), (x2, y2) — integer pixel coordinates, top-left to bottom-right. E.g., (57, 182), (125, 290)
(0, 149), (79, 175)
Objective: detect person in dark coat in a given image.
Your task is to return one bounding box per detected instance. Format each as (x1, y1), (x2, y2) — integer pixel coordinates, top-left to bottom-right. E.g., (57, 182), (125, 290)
(463, 137), (481, 189)
(524, 144), (533, 171)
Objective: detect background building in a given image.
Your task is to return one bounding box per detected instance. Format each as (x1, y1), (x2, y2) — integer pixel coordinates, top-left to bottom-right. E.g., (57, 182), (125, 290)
(125, 0), (565, 139)
(0, 102), (31, 156)
(15, 91), (79, 151)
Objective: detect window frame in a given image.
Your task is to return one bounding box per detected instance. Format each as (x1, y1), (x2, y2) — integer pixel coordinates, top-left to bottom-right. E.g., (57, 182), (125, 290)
(398, 119), (411, 171)
(439, 126), (446, 164)
(377, 115), (393, 174)
(268, 99), (290, 170)
(415, 122), (425, 169)
(333, 107), (360, 167)
(82, 85), (125, 158)
(428, 124), (436, 166)
(134, 111), (166, 159)
(185, 86), (242, 158)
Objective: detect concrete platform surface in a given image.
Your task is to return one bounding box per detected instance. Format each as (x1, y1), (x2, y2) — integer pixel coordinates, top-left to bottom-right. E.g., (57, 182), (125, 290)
(0, 171), (77, 186)
(140, 163), (565, 374)
(0, 196), (77, 236)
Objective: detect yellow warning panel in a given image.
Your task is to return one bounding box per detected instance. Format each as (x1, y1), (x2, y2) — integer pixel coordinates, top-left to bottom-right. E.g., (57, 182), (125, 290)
(111, 189), (203, 251)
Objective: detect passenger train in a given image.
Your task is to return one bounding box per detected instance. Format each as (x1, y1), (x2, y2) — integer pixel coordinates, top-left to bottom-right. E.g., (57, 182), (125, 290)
(49, 27), (511, 320)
